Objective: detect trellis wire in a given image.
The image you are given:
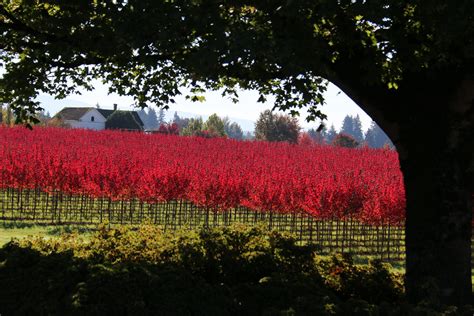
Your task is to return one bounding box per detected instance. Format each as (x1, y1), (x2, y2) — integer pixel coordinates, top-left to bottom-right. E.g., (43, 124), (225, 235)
(0, 188), (419, 262)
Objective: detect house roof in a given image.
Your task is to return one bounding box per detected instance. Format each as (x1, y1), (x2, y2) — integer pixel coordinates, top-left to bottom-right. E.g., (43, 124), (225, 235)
(54, 107), (144, 130)
(96, 109), (115, 118)
(55, 107), (92, 120)
(99, 109), (144, 127)
(105, 110), (144, 131)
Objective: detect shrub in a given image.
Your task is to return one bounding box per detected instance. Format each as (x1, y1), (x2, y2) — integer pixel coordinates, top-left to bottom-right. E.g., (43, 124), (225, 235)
(332, 133), (359, 148)
(0, 225), (471, 315)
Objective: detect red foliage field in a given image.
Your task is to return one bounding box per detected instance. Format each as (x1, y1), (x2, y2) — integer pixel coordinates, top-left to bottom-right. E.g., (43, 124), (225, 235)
(0, 126), (405, 225)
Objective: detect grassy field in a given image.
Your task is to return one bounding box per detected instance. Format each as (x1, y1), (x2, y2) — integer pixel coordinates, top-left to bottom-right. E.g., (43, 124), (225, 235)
(0, 224), (49, 245)
(0, 222), (93, 245)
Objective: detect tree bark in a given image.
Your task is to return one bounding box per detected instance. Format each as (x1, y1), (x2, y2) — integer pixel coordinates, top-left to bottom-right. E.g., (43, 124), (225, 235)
(336, 74), (474, 305)
(400, 146), (472, 305)
(395, 85), (474, 305)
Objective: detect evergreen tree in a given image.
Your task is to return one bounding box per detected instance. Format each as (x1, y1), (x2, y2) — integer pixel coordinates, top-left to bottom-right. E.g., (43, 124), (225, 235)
(227, 122), (244, 140)
(222, 116), (244, 140)
(157, 108), (166, 127)
(365, 121), (394, 148)
(341, 115), (364, 143)
(222, 116), (231, 131)
(173, 111), (180, 124)
(326, 124), (338, 144)
(137, 109), (148, 129)
(172, 112), (190, 130)
(243, 131), (254, 140)
(340, 115), (354, 138)
(351, 115), (364, 143)
(307, 124), (327, 144)
(147, 108), (159, 130)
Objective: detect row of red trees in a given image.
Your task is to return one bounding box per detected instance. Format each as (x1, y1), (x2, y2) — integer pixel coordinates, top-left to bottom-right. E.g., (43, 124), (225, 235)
(0, 126), (405, 224)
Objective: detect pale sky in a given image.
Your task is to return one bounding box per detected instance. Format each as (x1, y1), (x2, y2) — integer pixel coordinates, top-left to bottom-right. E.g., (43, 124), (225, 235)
(37, 81), (373, 132)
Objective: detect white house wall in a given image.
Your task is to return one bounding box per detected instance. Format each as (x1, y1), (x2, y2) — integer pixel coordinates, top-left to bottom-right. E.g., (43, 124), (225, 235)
(67, 109), (107, 130)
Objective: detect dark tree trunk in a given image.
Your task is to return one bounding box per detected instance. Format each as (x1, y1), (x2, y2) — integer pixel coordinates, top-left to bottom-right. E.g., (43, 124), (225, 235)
(333, 76), (473, 305)
(400, 145), (472, 305)
(395, 85), (474, 305)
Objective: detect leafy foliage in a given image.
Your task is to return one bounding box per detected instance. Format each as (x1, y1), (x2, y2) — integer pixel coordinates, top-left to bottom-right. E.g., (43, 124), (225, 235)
(203, 113), (226, 137)
(0, 225), (471, 315)
(0, 0), (472, 304)
(255, 110), (301, 144)
(181, 117), (204, 137)
(157, 122), (180, 135)
(333, 133), (360, 148)
(0, 126), (405, 225)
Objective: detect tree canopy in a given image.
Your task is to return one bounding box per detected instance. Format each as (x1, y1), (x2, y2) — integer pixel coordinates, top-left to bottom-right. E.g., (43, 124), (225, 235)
(341, 115), (363, 143)
(0, 0), (473, 305)
(3, 1), (470, 127)
(203, 113), (226, 137)
(255, 109), (300, 143)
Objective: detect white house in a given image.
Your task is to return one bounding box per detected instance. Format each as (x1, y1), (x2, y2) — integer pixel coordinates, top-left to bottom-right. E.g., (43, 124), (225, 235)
(54, 105), (144, 131)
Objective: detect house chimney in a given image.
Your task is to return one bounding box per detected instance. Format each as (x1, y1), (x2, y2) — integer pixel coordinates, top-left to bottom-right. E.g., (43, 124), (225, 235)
(113, 103), (118, 111)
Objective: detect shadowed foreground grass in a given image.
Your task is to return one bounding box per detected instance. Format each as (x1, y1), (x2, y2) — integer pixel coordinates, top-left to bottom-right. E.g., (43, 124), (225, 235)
(0, 224), (472, 315)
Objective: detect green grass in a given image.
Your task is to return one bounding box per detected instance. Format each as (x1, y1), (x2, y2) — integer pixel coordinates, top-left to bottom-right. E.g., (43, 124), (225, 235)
(0, 222), (94, 245)
(0, 225), (49, 245)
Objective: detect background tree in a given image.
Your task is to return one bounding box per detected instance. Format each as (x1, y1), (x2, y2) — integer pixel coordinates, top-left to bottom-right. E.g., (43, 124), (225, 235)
(137, 109), (148, 129)
(255, 110), (300, 144)
(36, 110), (52, 126)
(227, 122), (244, 140)
(203, 113), (226, 137)
(332, 133), (359, 148)
(146, 108), (159, 131)
(181, 117), (204, 137)
(351, 115), (364, 143)
(326, 125), (338, 144)
(365, 121), (394, 149)
(222, 116), (244, 140)
(307, 125), (327, 144)
(172, 112), (190, 131)
(1, 105), (14, 126)
(157, 108), (166, 128)
(340, 115), (354, 138)
(0, 1), (473, 304)
(243, 131), (255, 141)
(341, 115), (364, 143)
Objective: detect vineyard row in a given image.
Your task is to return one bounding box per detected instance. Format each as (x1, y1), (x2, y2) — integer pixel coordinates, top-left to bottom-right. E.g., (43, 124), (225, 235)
(0, 188), (408, 261)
